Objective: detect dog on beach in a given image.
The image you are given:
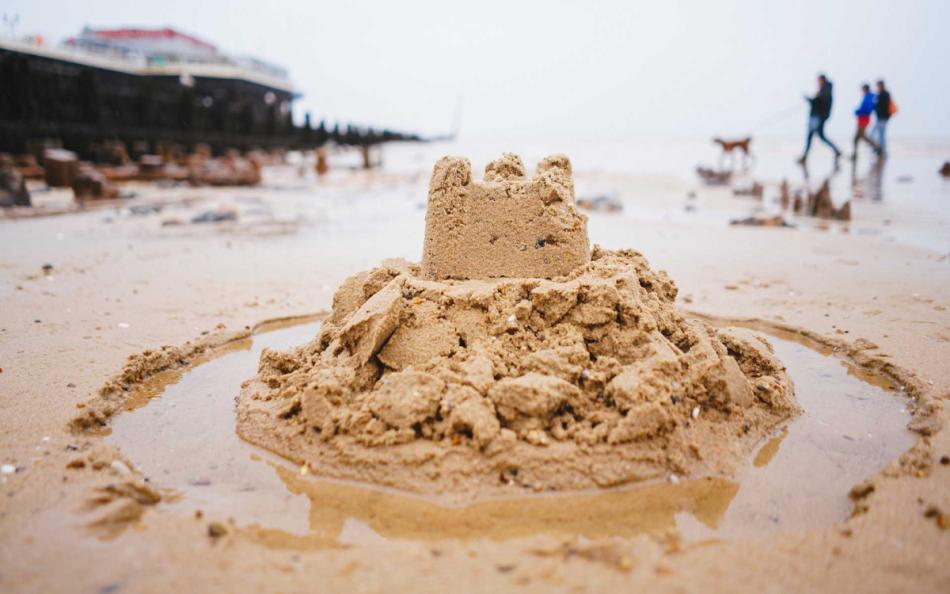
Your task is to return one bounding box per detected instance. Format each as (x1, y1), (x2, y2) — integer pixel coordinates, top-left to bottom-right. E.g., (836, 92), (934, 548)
(713, 136), (754, 171)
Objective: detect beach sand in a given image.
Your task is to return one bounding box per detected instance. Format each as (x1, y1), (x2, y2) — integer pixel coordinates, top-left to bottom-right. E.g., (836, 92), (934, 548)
(1, 138), (948, 592)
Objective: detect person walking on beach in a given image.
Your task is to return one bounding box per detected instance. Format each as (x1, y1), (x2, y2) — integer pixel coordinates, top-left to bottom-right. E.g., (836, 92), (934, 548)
(852, 83), (881, 158)
(798, 74), (842, 164)
(872, 80), (895, 158)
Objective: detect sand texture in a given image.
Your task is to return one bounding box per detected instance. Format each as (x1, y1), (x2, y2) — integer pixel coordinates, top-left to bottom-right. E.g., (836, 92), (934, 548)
(238, 247), (797, 495)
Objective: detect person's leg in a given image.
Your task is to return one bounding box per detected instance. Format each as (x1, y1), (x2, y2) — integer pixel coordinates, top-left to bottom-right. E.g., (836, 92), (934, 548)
(802, 116), (818, 159)
(857, 124), (880, 153)
(876, 120), (888, 156)
(869, 125), (881, 152)
(816, 119), (841, 157)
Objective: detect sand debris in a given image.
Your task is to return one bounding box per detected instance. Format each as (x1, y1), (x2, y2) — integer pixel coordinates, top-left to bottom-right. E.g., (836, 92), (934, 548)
(577, 194), (623, 213)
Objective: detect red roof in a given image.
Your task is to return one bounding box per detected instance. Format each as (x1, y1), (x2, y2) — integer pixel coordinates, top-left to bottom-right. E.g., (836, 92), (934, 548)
(88, 28), (216, 52)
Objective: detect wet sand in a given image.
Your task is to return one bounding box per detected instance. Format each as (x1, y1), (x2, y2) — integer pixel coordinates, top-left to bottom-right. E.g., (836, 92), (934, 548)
(1, 139), (949, 592)
(103, 319), (912, 545)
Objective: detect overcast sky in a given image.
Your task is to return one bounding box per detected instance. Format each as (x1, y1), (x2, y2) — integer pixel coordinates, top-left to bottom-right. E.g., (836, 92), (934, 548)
(4, 0), (949, 141)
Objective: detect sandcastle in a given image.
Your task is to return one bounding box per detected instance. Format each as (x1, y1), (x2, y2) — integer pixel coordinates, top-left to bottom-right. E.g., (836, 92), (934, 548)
(236, 154), (798, 498)
(422, 153), (589, 279)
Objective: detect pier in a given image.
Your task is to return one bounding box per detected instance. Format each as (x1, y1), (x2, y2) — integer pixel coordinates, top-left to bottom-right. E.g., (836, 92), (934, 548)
(0, 29), (420, 160)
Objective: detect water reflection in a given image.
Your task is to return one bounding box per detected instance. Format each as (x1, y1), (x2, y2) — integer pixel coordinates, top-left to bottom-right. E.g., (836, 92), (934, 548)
(240, 466), (738, 550)
(851, 158), (885, 202)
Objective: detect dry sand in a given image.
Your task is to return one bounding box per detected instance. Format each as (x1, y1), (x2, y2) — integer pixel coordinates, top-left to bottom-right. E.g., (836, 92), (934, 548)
(0, 146), (948, 593)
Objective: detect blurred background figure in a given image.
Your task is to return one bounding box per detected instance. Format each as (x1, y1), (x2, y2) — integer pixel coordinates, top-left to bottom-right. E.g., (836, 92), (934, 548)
(852, 83), (881, 159)
(872, 80), (896, 158)
(799, 74), (842, 164)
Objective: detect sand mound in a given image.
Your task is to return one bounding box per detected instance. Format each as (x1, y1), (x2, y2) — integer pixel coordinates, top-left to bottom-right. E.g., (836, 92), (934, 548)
(236, 154), (797, 497)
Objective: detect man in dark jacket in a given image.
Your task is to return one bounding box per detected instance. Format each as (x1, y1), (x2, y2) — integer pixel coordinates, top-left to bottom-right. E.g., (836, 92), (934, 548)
(872, 80), (893, 157)
(798, 74), (842, 164)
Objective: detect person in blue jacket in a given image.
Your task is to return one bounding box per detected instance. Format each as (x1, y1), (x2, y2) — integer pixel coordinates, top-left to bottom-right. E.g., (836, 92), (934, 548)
(852, 83), (881, 158)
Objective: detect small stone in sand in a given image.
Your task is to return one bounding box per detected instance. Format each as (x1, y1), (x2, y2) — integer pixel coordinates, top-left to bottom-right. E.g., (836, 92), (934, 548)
(208, 522), (228, 538)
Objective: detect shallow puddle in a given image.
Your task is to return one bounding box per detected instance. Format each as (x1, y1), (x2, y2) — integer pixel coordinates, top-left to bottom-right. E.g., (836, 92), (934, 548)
(106, 319), (915, 548)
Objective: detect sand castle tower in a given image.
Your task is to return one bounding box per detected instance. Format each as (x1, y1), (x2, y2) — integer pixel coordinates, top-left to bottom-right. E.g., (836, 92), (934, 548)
(421, 153), (590, 280)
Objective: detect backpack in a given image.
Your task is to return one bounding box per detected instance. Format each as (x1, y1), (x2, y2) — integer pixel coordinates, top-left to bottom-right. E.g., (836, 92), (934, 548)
(889, 98), (898, 116)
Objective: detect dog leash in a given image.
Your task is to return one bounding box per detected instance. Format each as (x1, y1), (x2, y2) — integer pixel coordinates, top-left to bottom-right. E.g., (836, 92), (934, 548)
(749, 103), (804, 133)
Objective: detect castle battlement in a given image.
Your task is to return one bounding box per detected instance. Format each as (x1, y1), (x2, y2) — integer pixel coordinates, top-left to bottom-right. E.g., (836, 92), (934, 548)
(421, 153), (590, 280)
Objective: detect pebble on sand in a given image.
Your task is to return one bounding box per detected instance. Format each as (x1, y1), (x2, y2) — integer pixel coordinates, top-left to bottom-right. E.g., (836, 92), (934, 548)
(208, 522), (228, 538)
